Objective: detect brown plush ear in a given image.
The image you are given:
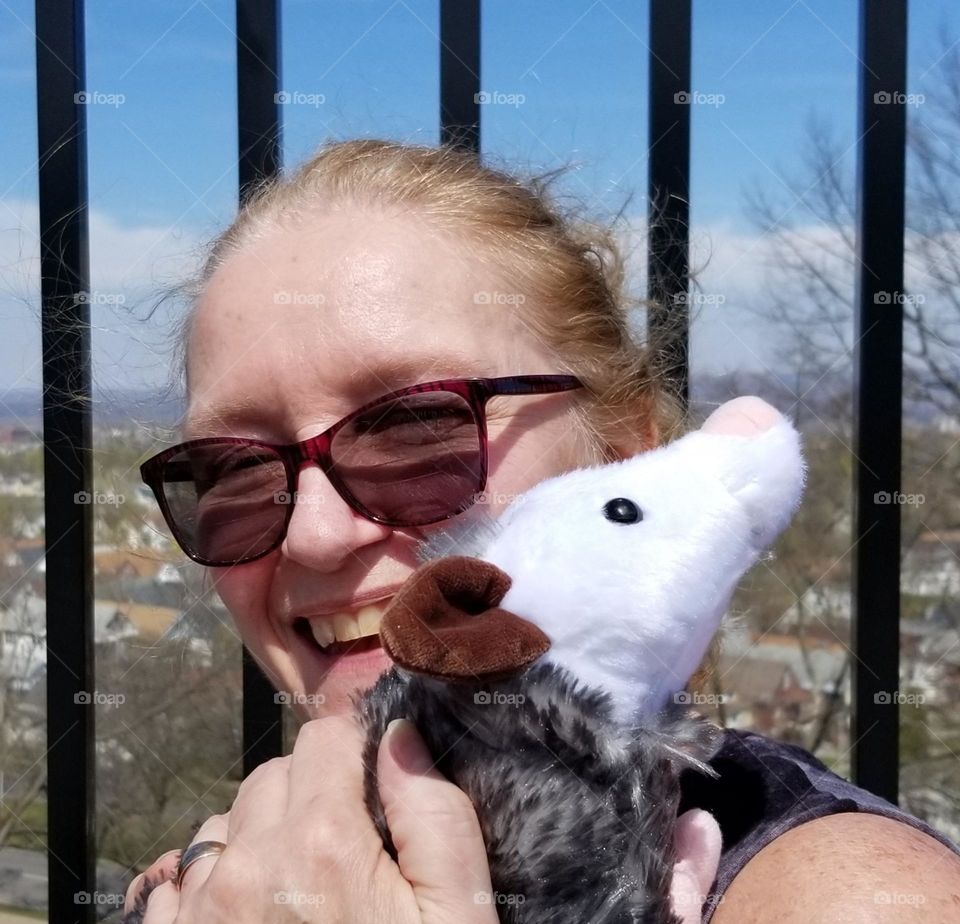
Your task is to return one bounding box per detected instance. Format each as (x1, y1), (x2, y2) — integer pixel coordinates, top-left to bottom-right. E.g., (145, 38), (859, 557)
(379, 556), (551, 683)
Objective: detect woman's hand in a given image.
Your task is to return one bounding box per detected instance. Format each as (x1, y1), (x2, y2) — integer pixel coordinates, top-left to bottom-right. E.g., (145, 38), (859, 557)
(122, 715), (498, 923)
(123, 714), (721, 924)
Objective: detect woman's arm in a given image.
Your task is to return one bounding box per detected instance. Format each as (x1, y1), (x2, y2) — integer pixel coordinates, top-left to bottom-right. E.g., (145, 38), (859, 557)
(711, 812), (960, 923)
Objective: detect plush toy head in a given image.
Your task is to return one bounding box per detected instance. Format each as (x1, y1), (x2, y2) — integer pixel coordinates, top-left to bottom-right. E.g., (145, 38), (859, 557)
(379, 396), (806, 725)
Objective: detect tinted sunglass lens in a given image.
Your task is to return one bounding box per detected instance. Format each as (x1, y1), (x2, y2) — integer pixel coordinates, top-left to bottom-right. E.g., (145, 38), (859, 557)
(160, 442), (289, 564)
(331, 391), (483, 524)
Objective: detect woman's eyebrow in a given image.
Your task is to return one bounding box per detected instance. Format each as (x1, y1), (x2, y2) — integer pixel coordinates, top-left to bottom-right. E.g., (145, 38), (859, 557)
(347, 351), (490, 398)
(181, 352), (491, 437)
(181, 398), (267, 438)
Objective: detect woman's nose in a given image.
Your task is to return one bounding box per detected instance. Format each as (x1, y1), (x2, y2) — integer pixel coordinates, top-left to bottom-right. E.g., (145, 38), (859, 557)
(279, 464), (392, 572)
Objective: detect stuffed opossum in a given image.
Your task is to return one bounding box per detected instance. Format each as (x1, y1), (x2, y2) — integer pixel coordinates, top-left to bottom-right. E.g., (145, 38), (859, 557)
(355, 396), (806, 924)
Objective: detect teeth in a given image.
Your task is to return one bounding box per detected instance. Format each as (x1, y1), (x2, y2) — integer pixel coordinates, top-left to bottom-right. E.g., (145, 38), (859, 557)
(309, 619), (335, 648)
(333, 612), (361, 641)
(357, 604), (384, 635)
(307, 601), (388, 650)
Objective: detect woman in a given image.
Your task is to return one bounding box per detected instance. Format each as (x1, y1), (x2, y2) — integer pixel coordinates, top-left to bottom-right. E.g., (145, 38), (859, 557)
(124, 139), (960, 923)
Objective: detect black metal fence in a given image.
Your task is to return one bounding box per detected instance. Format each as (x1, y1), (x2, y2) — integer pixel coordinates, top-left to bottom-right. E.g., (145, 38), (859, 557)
(35, 0), (907, 920)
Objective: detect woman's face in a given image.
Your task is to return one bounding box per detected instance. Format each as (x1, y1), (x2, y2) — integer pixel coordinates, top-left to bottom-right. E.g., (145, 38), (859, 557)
(185, 207), (598, 719)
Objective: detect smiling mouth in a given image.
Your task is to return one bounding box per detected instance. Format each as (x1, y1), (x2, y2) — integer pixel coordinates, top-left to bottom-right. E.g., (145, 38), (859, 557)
(294, 618), (384, 656)
(293, 600), (391, 656)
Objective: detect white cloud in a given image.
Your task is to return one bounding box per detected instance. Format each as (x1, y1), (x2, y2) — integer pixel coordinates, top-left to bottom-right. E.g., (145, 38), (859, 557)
(0, 196), (204, 392)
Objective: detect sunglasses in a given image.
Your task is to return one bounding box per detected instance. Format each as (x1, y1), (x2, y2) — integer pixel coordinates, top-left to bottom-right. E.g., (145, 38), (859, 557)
(140, 374), (584, 567)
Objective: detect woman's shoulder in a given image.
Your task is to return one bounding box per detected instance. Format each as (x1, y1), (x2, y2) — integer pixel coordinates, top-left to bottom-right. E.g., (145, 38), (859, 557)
(678, 726), (960, 923)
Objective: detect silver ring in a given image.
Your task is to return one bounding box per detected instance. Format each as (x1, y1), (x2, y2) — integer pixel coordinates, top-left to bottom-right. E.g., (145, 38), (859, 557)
(176, 840), (227, 889)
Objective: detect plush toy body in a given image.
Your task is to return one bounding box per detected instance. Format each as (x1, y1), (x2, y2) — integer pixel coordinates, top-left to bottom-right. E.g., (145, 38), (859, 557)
(359, 659), (719, 923)
(355, 397), (806, 924)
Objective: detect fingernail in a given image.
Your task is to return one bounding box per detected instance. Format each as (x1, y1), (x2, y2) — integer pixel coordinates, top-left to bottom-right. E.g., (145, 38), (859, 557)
(385, 718), (435, 774)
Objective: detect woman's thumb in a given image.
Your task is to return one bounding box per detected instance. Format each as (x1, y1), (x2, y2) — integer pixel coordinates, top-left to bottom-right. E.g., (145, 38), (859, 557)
(377, 718), (498, 924)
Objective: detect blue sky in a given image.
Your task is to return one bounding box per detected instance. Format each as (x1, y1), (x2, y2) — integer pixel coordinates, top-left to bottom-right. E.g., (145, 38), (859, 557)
(0, 0), (956, 394)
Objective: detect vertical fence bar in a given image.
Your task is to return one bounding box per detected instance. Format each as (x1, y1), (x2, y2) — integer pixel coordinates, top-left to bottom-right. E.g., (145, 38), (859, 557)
(850, 0), (908, 802)
(236, 0), (285, 775)
(35, 0), (96, 921)
(440, 0), (481, 152)
(646, 0), (692, 410)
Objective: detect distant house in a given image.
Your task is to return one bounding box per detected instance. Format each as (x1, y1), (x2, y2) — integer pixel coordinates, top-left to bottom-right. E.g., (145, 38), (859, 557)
(0, 538), (24, 569)
(94, 600), (179, 643)
(713, 654), (812, 734)
(92, 601), (140, 645)
(0, 425), (38, 448)
(1, 593), (181, 696)
(0, 475), (42, 497)
(160, 601), (238, 667)
(734, 632), (848, 697)
(95, 574), (186, 609)
(702, 627), (849, 747)
(902, 530), (960, 597)
(94, 549), (165, 581)
(780, 584), (851, 628)
(11, 539), (45, 574)
(0, 593), (45, 694)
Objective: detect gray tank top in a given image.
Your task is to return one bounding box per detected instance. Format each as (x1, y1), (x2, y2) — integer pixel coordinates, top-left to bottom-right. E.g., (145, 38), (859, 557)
(677, 727), (960, 922)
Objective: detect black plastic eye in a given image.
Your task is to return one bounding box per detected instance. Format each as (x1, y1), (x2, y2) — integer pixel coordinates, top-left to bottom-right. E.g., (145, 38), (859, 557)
(603, 498), (643, 524)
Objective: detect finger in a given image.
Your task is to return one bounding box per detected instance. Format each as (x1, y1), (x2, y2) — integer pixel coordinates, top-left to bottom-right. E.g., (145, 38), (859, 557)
(177, 813), (231, 903)
(286, 715), (366, 828)
(377, 718), (496, 924)
(226, 755), (290, 842)
(669, 808), (722, 924)
(139, 879), (180, 924)
(124, 850), (181, 916)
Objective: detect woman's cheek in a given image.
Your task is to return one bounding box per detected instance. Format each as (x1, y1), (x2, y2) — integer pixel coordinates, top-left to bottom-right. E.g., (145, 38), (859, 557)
(211, 559), (274, 642)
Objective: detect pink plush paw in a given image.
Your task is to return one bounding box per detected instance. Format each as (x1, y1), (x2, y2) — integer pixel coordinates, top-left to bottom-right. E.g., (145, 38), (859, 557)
(670, 808), (722, 923)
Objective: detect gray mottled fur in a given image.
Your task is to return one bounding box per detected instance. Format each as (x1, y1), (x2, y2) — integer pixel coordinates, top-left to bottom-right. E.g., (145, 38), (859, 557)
(412, 504), (505, 565)
(354, 661), (722, 924)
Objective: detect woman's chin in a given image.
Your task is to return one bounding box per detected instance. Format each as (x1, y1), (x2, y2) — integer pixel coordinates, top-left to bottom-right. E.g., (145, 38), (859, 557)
(287, 629), (395, 718)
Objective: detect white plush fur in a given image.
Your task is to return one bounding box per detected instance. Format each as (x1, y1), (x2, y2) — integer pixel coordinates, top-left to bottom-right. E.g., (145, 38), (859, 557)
(478, 402), (807, 725)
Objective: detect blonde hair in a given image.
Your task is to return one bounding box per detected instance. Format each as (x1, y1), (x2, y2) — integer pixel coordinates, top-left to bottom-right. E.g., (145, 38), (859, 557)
(174, 138), (721, 689)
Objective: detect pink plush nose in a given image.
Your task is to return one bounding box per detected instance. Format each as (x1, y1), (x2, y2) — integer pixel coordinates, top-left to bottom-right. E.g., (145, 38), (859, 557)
(700, 396), (782, 436)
